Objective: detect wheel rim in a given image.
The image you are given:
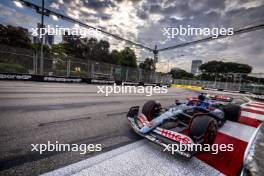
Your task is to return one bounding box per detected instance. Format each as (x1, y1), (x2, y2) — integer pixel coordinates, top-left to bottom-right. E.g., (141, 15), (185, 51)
(205, 122), (217, 144)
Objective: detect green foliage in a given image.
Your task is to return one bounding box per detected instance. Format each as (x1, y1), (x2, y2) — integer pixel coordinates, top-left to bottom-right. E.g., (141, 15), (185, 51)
(119, 47), (137, 68)
(0, 24), (32, 49)
(199, 60), (252, 81)
(51, 44), (66, 56)
(110, 50), (121, 65)
(139, 58), (155, 71)
(62, 36), (138, 67)
(0, 51), (33, 72)
(0, 24), (140, 68)
(200, 61), (252, 74)
(32, 43), (51, 54)
(62, 36), (112, 63)
(0, 63), (27, 73)
(169, 68), (193, 79)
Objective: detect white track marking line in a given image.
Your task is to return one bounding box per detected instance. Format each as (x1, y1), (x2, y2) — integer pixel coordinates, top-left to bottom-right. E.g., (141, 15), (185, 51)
(251, 102), (264, 105)
(43, 120), (256, 176)
(41, 140), (146, 176)
(241, 111), (264, 121)
(42, 140), (222, 176)
(42, 102), (264, 176)
(241, 105), (264, 112)
(249, 103), (264, 108)
(219, 121), (256, 142)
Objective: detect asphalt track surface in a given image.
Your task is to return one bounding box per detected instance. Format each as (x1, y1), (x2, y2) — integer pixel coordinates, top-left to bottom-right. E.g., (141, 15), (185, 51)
(43, 100), (264, 176)
(1, 81), (263, 176)
(0, 81), (202, 176)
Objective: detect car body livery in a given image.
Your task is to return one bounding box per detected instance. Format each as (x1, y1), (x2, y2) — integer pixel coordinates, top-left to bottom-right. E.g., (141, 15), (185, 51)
(127, 95), (241, 158)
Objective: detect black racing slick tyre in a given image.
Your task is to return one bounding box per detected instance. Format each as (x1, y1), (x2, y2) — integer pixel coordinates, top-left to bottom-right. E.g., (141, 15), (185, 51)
(224, 104), (241, 122)
(142, 100), (161, 121)
(189, 115), (218, 145)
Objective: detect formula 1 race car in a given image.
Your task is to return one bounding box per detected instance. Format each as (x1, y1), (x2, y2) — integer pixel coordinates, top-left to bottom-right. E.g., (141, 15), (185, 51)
(127, 94), (241, 158)
(206, 94), (233, 102)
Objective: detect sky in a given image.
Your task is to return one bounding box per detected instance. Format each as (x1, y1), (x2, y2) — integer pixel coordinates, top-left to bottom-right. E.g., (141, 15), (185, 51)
(0, 0), (263, 73)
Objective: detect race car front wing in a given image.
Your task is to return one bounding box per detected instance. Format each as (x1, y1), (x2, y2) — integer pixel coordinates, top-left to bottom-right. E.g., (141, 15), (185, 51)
(127, 106), (197, 158)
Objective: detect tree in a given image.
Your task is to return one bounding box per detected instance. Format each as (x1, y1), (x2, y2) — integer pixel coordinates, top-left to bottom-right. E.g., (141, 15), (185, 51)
(63, 34), (86, 58)
(62, 35), (112, 63)
(169, 68), (193, 79)
(81, 38), (97, 60)
(199, 61), (252, 81)
(0, 24), (140, 68)
(32, 43), (51, 54)
(91, 40), (110, 62)
(110, 50), (121, 64)
(0, 24), (32, 49)
(139, 58), (155, 71)
(51, 43), (66, 56)
(200, 61), (252, 74)
(119, 47), (137, 68)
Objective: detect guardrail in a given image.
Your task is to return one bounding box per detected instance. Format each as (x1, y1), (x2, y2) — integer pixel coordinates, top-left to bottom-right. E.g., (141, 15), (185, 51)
(0, 44), (172, 85)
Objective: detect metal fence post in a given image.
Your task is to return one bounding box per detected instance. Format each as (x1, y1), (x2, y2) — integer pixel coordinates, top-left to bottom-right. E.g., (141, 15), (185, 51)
(33, 51), (37, 75)
(32, 53), (35, 74)
(125, 68), (128, 82)
(110, 65), (113, 80)
(150, 71), (152, 83)
(67, 59), (71, 77)
(139, 69), (142, 82)
(35, 51), (38, 75)
(91, 62), (94, 78)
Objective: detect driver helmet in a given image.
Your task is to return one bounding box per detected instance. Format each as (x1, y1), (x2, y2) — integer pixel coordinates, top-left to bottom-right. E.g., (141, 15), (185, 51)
(198, 93), (206, 101)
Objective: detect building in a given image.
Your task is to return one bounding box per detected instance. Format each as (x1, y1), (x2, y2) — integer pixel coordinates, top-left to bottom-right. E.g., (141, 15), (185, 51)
(30, 23), (54, 47)
(62, 31), (70, 43)
(191, 60), (202, 75)
(45, 34), (54, 47)
(30, 35), (40, 44)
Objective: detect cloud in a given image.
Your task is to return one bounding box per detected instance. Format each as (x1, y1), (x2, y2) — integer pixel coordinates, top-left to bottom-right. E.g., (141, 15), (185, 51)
(1, 0), (264, 73)
(69, 0), (264, 73)
(50, 2), (60, 10)
(0, 3), (38, 29)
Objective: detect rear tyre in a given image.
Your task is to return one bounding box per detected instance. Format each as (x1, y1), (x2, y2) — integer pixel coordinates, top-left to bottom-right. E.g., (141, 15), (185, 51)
(189, 115), (217, 145)
(142, 100), (161, 121)
(224, 104), (241, 122)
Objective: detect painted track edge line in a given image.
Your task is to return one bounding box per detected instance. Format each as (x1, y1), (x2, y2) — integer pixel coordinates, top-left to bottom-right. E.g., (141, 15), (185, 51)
(41, 140), (145, 176)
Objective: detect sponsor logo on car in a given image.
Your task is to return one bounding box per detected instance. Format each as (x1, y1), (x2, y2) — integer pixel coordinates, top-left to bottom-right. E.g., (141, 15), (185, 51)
(161, 129), (190, 144)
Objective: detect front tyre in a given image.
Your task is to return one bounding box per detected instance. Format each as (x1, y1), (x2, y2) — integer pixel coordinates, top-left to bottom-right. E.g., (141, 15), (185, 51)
(189, 115), (218, 145)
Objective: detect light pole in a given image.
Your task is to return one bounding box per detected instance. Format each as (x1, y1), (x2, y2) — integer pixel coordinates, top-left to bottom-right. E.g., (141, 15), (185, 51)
(153, 45), (158, 69)
(40, 0), (44, 75)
